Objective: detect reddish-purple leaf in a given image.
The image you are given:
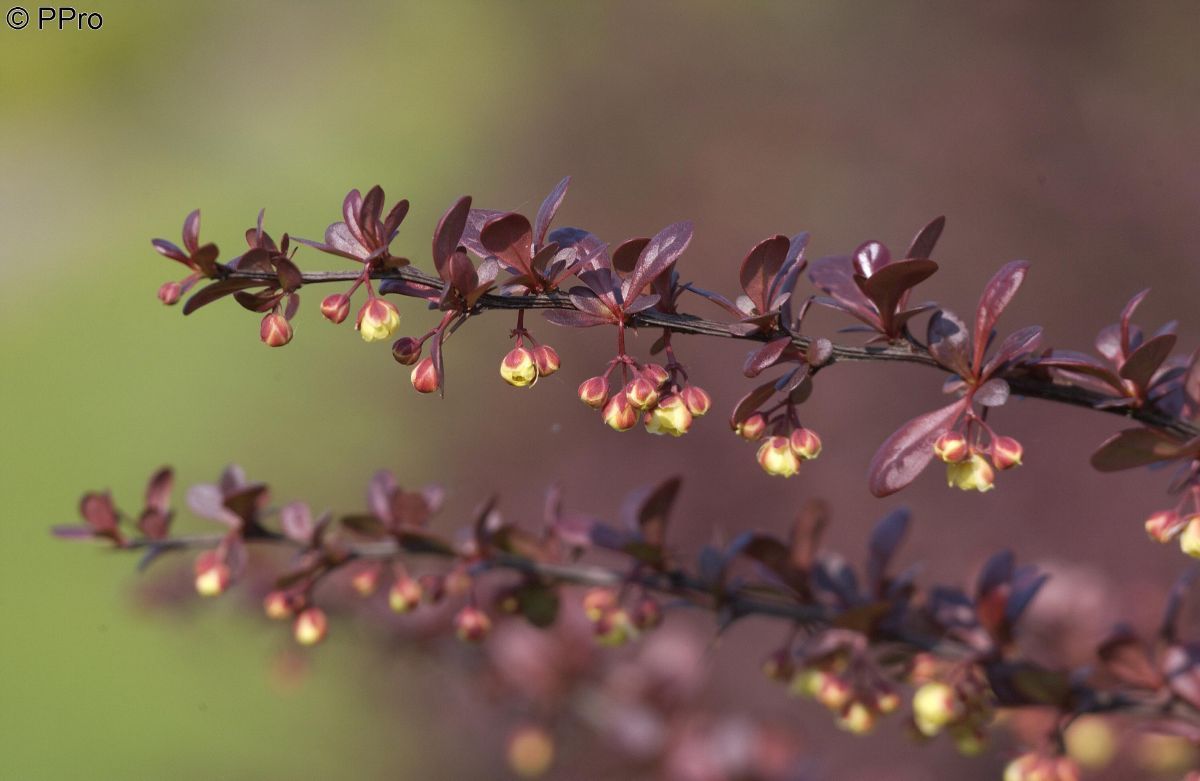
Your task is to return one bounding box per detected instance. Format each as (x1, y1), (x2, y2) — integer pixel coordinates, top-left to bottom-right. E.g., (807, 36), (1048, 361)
(612, 237), (650, 275)
(1119, 288), (1151, 356)
(182, 209), (201, 254)
(743, 337), (792, 378)
(622, 221), (693, 304)
(542, 310), (611, 328)
(280, 501), (315, 544)
(152, 238), (188, 263)
(1119, 333), (1177, 390)
(853, 241), (890, 277)
(739, 235), (790, 313)
(432, 196), (472, 276)
(855, 259), (938, 334)
(1091, 428), (1194, 472)
(982, 325), (1043, 378)
(382, 199), (410, 239)
(533, 176), (570, 250)
(808, 256), (877, 325)
(975, 378), (1011, 407)
(906, 216), (945, 260)
(973, 261), (1030, 373)
(80, 492), (118, 534)
(730, 380), (777, 428)
(868, 398), (970, 497)
(1037, 349), (1125, 393)
(927, 309), (972, 376)
(480, 212), (534, 275)
(359, 186), (385, 239)
(183, 278), (267, 315)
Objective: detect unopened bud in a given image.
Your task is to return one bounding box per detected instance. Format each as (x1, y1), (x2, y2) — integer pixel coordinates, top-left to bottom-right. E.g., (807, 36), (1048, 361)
(991, 435), (1024, 470)
(582, 588), (617, 622)
(193, 551), (231, 597)
(293, 607), (328, 646)
(640, 363), (670, 388)
(531, 345), (560, 377)
(757, 436), (801, 477)
(157, 280), (182, 305)
(933, 431), (969, 463)
(594, 608), (635, 646)
(680, 385), (712, 417)
(946, 453), (995, 492)
(625, 377), (660, 410)
(645, 394), (693, 437)
(788, 668), (826, 698)
(320, 293), (351, 324)
(912, 681), (963, 736)
(350, 566), (381, 597)
(578, 376), (609, 409)
(1064, 715), (1116, 770)
(836, 701), (876, 735)
(1180, 517), (1200, 559)
(789, 428), (822, 460)
(358, 298), (401, 342)
(1145, 510), (1186, 543)
(260, 312), (293, 348)
(391, 336), (422, 365)
(454, 606), (492, 643)
(410, 357), (440, 394)
(815, 674), (853, 711)
(263, 590), (293, 620)
(500, 347), (539, 388)
(736, 413), (767, 441)
(602, 395), (638, 432)
(506, 725), (555, 779)
(388, 575), (423, 614)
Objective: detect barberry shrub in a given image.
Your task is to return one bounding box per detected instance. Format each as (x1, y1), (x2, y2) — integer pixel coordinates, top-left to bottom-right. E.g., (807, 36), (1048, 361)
(57, 178), (1200, 780)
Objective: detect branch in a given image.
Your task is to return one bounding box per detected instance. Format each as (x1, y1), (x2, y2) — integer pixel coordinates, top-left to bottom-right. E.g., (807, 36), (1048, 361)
(226, 266), (1200, 440)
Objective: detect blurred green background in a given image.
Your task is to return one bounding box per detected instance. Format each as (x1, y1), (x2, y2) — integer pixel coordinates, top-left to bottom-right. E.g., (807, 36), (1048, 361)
(4, 2), (1200, 779)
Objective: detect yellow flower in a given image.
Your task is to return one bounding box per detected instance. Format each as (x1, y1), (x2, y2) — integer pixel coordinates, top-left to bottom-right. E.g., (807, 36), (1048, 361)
(500, 347), (539, 388)
(757, 436), (800, 477)
(645, 395), (693, 436)
(358, 299), (401, 342)
(946, 454), (995, 492)
(1180, 517), (1200, 558)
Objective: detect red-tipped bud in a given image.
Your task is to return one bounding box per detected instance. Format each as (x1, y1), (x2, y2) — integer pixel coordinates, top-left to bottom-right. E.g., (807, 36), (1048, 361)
(762, 648), (795, 682)
(1145, 510), (1187, 543)
(757, 436), (801, 477)
(789, 428), (822, 460)
(293, 607), (328, 646)
(625, 377), (660, 410)
(388, 575), (423, 614)
(837, 701), (877, 735)
(357, 298), (401, 342)
(500, 346), (539, 388)
(320, 293), (351, 324)
(582, 588), (618, 622)
(259, 312), (293, 348)
(263, 590), (293, 620)
(640, 363), (670, 388)
(946, 453), (995, 492)
(157, 280), (182, 305)
(594, 608), (634, 646)
(602, 395), (638, 432)
(680, 385), (712, 417)
(815, 674), (853, 711)
(531, 345), (560, 377)
(410, 357), (440, 394)
(350, 565), (381, 597)
(631, 596), (663, 630)
(912, 681), (964, 736)
(645, 394), (693, 437)
(454, 606), (492, 643)
(193, 551), (231, 597)
(991, 435), (1024, 470)
(391, 336), (422, 365)
(736, 413), (767, 441)
(933, 431), (969, 463)
(506, 724), (555, 779)
(578, 376), (609, 408)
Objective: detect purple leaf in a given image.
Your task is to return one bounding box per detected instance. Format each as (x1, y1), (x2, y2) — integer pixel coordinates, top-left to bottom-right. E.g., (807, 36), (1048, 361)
(80, 492), (118, 534)
(973, 261), (1030, 373)
(926, 309), (972, 376)
(432, 196), (472, 276)
(1120, 288), (1152, 356)
(622, 221), (693, 304)
(480, 212), (534, 276)
(1119, 333), (1177, 390)
(855, 259), (938, 335)
(280, 501), (315, 544)
(186, 484), (239, 527)
(636, 477), (681, 549)
(868, 399), (970, 497)
(730, 380), (777, 428)
(853, 241), (890, 277)
(743, 337), (792, 378)
(739, 235), (790, 313)
(1091, 428), (1195, 472)
(542, 310), (612, 328)
(982, 325), (1043, 378)
(533, 176), (570, 250)
(183, 278), (268, 315)
(182, 209), (201, 254)
(144, 467), (173, 515)
(975, 378), (1011, 407)
(906, 216), (945, 260)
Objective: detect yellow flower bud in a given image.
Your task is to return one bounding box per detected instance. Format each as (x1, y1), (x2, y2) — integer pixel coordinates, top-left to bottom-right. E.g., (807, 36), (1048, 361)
(358, 298), (401, 342)
(789, 428), (822, 460)
(1064, 716), (1116, 770)
(757, 436), (801, 477)
(263, 591), (292, 620)
(193, 552), (230, 597)
(293, 607), (328, 646)
(645, 394), (693, 436)
(1181, 517), (1200, 559)
(992, 435), (1024, 470)
(625, 376), (660, 410)
(500, 347), (539, 388)
(507, 725), (555, 779)
(577, 376), (609, 408)
(680, 385), (712, 417)
(836, 701), (876, 735)
(1146, 510), (1186, 543)
(388, 575), (423, 614)
(531, 345), (560, 377)
(602, 395), (638, 432)
(933, 431), (969, 463)
(912, 681), (963, 736)
(410, 357), (440, 394)
(946, 453), (995, 492)
(736, 413), (767, 441)
(259, 312), (293, 347)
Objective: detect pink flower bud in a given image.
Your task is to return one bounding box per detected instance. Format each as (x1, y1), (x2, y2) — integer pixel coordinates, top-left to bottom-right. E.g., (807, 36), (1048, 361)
(157, 280), (182, 306)
(625, 376), (660, 410)
(602, 395), (638, 432)
(193, 551), (231, 597)
(577, 376), (609, 409)
(357, 298), (401, 342)
(757, 436), (801, 477)
(388, 575), (423, 614)
(582, 588), (617, 622)
(640, 363), (670, 388)
(789, 428), (822, 460)
(391, 336), (422, 366)
(933, 431), (969, 463)
(500, 346), (539, 388)
(410, 357), (440, 394)
(736, 413), (767, 441)
(293, 607), (328, 646)
(680, 385), (712, 417)
(259, 312), (293, 348)
(454, 606), (492, 643)
(320, 293), (351, 324)
(350, 565), (381, 597)
(531, 345), (560, 377)
(1145, 510), (1187, 543)
(991, 435), (1024, 470)
(263, 590), (293, 620)
(836, 701), (877, 735)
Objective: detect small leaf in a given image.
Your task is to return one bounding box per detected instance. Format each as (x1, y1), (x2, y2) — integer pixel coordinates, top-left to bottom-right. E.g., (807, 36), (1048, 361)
(973, 261), (1030, 373)
(622, 222), (693, 304)
(905, 215), (946, 260)
(533, 176), (570, 250)
(1119, 333), (1177, 391)
(868, 399), (969, 497)
(480, 212), (534, 275)
(432, 195), (472, 276)
(867, 509), (910, 591)
(637, 477), (681, 549)
(743, 337), (792, 378)
(975, 378), (1010, 407)
(927, 309), (972, 376)
(1090, 428), (1193, 472)
(738, 235), (790, 313)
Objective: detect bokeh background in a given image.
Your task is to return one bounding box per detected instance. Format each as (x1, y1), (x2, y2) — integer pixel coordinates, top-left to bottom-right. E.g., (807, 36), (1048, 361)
(4, 1), (1200, 778)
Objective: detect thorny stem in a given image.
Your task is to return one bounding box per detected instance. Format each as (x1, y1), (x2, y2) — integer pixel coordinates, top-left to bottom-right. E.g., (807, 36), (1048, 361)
(224, 267), (1197, 439)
